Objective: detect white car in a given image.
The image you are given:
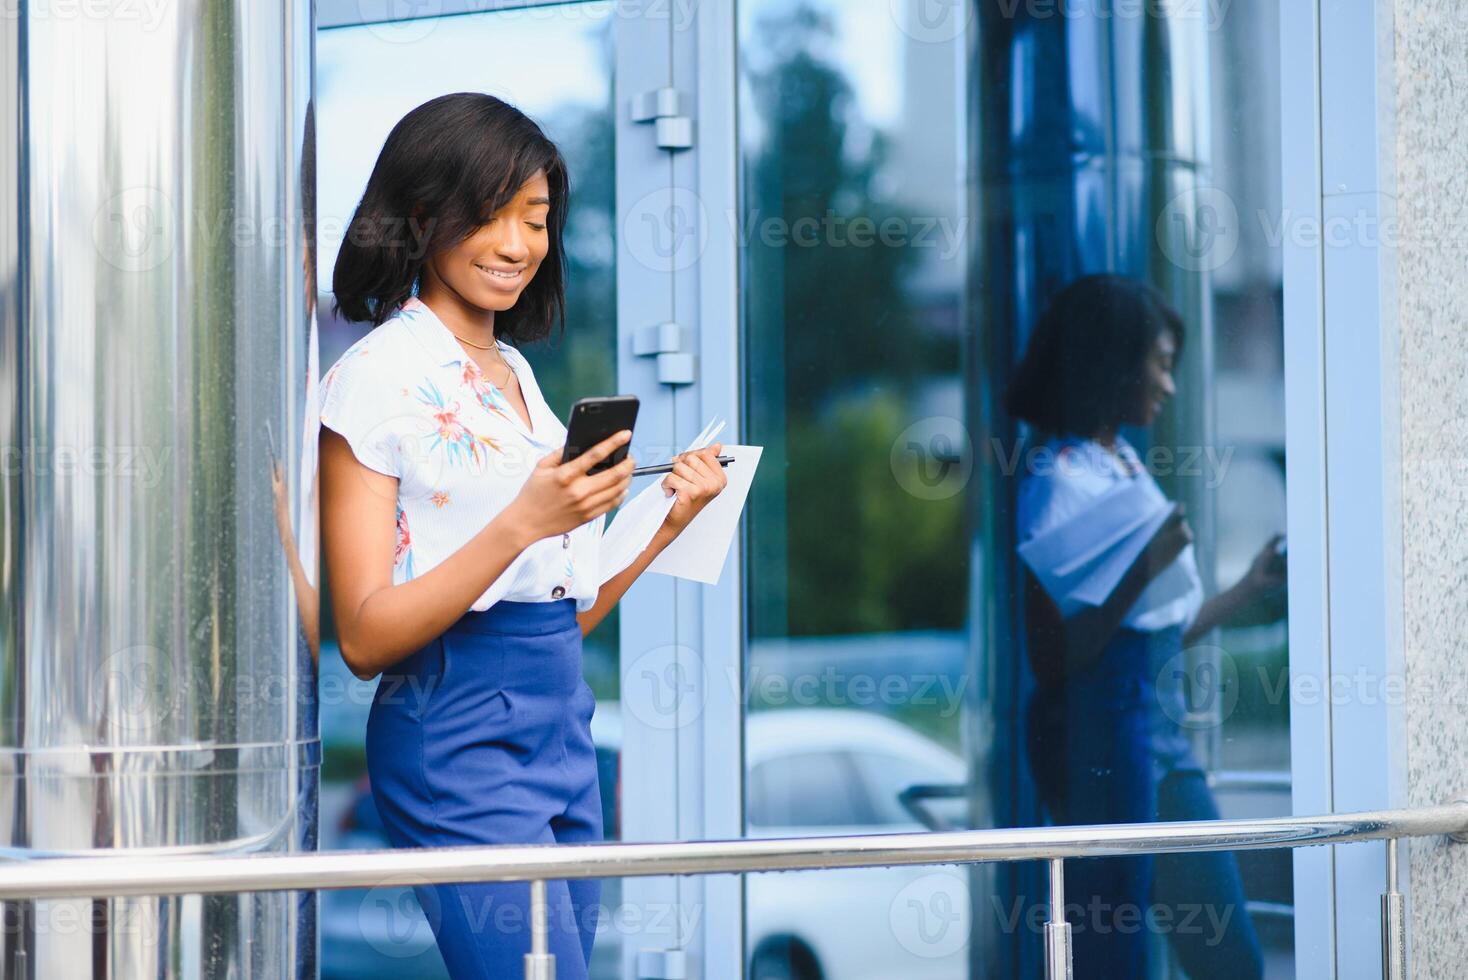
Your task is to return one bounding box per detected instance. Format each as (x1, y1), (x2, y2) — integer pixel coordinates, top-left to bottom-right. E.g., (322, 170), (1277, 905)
(743, 708), (973, 980)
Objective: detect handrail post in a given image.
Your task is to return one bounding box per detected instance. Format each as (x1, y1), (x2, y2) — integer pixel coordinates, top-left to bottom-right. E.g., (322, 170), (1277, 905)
(1044, 858), (1073, 980)
(524, 878), (555, 980)
(1381, 838), (1407, 980)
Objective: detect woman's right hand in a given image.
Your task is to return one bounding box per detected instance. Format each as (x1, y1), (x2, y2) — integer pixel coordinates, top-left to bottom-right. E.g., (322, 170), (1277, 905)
(504, 430), (635, 542)
(1140, 502), (1193, 580)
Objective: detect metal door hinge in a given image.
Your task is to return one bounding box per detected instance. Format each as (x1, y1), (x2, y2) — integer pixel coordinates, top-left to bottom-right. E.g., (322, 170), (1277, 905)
(636, 946), (688, 979)
(634, 321), (697, 385)
(631, 87), (694, 150)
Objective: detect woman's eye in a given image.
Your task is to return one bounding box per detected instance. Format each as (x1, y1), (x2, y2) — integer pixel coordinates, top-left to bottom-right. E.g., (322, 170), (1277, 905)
(527, 222), (546, 232)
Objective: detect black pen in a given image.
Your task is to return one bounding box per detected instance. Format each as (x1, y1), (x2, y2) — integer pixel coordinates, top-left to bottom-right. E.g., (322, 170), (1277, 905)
(632, 455), (735, 477)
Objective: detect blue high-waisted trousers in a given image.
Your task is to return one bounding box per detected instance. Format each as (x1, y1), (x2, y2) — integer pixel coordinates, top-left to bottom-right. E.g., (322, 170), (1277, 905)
(1026, 627), (1264, 980)
(366, 598), (603, 979)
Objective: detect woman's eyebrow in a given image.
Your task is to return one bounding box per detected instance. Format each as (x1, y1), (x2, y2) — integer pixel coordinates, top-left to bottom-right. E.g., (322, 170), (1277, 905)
(526, 196), (551, 207)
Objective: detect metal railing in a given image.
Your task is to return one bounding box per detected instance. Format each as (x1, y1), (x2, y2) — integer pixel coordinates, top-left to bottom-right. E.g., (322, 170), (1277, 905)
(2, 802), (1465, 979)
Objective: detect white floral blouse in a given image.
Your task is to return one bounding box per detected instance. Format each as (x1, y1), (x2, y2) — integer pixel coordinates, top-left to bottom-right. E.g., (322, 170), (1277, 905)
(318, 295), (603, 611)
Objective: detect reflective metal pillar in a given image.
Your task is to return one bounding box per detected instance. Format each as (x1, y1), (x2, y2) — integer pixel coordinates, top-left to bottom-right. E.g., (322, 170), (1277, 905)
(0, 1), (318, 976)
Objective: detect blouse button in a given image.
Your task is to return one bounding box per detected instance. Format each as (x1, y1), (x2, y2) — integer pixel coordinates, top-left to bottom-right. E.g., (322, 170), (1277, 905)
(551, 585), (566, 600)
(562, 533), (570, 549)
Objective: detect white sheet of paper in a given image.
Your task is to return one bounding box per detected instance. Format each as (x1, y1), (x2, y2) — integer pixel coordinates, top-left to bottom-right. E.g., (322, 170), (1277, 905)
(597, 417), (728, 584)
(646, 444), (762, 585)
(1017, 475), (1204, 629)
(1018, 480), (1163, 613)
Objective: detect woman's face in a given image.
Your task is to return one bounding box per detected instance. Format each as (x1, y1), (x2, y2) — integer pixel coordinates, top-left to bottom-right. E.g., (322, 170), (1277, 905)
(427, 169), (551, 314)
(1131, 328), (1178, 427)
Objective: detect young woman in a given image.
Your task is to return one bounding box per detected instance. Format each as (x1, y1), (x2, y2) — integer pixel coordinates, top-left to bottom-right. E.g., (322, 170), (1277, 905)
(1007, 275), (1285, 980)
(319, 93), (727, 980)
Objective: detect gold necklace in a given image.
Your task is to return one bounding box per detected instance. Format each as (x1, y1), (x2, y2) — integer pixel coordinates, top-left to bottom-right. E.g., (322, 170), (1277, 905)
(451, 333), (512, 387)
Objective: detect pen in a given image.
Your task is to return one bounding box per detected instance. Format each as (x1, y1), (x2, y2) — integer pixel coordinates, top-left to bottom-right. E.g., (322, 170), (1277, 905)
(632, 455), (735, 477)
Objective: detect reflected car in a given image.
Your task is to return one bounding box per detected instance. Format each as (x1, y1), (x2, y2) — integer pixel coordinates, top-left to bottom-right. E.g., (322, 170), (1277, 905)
(744, 708), (971, 980)
(321, 705), (970, 980)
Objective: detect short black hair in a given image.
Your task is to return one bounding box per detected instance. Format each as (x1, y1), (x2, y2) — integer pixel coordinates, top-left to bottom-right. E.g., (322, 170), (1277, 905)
(331, 92), (569, 343)
(1005, 274), (1185, 438)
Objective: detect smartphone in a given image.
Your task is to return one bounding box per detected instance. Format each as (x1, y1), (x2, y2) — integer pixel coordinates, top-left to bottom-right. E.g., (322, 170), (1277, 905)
(564, 396), (639, 474)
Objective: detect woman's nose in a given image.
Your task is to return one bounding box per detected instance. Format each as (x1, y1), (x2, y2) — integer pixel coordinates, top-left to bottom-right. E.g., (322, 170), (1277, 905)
(494, 224), (530, 262)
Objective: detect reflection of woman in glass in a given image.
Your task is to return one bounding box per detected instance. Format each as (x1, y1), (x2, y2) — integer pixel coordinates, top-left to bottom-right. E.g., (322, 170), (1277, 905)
(1007, 275), (1283, 980)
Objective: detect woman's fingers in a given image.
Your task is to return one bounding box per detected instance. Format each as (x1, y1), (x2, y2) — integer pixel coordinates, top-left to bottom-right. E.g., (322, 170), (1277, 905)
(561, 430), (631, 477)
(662, 473), (697, 499)
(582, 478), (630, 516)
(684, 449), (727, 492)
(579, 454), (636, 495)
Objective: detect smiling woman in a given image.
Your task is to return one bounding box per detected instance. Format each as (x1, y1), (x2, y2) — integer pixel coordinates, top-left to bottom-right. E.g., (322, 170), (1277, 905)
(318, 93), (727, 980)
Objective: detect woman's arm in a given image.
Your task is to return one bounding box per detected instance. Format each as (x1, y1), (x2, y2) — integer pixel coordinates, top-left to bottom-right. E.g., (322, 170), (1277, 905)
(271, 459), (321, 666)
(576, 444), (728, 636)
(1183, 533), (1286, 644)
(1024, 504), (1193, 685)
(322, 427), (634, 680)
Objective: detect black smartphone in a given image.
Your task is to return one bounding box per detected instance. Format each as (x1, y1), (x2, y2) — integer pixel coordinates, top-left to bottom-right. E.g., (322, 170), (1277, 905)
(564, 396), (639, 474)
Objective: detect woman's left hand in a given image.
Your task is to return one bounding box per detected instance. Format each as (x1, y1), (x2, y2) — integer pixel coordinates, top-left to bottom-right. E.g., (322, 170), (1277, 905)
(660, 443), (729, 534)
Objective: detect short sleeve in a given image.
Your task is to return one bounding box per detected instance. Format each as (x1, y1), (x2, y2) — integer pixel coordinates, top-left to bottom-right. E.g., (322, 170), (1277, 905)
(317, 346), (401, 478)
(1016, 464), (1094, 544)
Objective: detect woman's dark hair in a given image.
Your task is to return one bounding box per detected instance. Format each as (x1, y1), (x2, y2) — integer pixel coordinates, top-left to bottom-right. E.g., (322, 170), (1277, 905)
(332, 92), (569, 342)
(1005, 274), (1185, 438)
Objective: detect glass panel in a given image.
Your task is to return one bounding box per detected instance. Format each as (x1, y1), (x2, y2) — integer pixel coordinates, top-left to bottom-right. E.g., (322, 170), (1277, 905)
(315, 5), (621, 977)
(739, 1), (1291, 977)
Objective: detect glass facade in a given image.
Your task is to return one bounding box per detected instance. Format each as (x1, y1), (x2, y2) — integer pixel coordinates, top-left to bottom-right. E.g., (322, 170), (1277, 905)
(738, 0), (1290, 975)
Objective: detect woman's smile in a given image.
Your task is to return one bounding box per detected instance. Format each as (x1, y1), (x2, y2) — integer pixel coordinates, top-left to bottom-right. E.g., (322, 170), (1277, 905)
(473, 262), (526, 291)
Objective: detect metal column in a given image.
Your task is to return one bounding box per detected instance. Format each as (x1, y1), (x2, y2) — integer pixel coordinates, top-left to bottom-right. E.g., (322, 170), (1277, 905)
(0, 1), (319, 976)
